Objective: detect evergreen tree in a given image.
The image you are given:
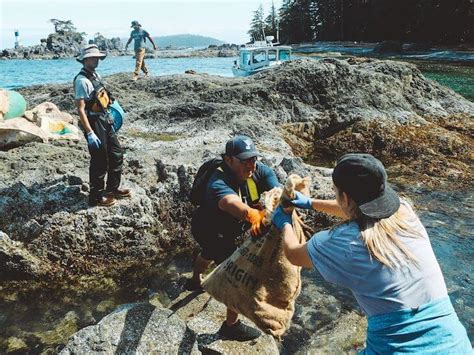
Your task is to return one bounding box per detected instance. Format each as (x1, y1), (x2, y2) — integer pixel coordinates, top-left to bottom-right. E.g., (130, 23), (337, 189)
(269, 0), (472, 44)
(49, 19), (77, 34)
(314, 0), (341, 41)
(265, 1), (279, 40)
(279, 0), (317, 43)
(278, 0), (294, 43)
(248, 5), (265, 42)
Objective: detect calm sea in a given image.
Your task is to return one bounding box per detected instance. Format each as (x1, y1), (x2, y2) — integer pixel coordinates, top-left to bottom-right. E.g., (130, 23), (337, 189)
(1, 53), (472, 101)
(0, 56), (235, 89)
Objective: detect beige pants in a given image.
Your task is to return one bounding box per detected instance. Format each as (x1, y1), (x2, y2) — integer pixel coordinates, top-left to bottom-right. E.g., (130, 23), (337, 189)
(134, 48), (148, 76)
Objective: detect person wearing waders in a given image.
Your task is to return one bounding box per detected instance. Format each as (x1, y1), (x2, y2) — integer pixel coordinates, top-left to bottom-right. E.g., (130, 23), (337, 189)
(188, 135), (280, 341)
(74, 44), (131, 207)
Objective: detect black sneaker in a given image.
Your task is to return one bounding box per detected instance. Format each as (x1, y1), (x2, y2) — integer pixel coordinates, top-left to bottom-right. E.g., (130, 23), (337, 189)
(219, 320), (261, 341)
(184, 278), (203, 292)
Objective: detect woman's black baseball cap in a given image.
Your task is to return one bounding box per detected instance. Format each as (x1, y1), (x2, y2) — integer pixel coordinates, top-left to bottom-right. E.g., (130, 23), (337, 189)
(332, 153), (400, 219)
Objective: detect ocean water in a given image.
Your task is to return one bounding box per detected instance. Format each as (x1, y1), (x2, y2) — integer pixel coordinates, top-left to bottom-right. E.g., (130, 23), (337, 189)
(418, 62), (474, 101)
(0, 56), (236, 89)
(294, 41), (474, 62)
(1, 53), (473, 101)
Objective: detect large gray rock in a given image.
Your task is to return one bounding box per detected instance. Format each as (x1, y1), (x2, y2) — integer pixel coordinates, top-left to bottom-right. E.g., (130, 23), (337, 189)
(93, 34), (122, 51)
(176, 292), (279, 353)
(60, 303), (198, 354)
(61, 292), (279, 354)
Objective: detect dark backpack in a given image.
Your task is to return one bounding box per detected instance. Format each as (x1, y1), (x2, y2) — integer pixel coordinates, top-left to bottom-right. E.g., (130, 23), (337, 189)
(190, 157), (223, 206)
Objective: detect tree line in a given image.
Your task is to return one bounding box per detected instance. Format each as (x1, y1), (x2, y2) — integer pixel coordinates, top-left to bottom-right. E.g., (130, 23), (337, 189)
(248, 0), (473, 44)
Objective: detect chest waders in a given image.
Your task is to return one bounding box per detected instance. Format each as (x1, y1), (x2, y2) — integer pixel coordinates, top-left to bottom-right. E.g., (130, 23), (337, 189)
(74, 68), (123, 204)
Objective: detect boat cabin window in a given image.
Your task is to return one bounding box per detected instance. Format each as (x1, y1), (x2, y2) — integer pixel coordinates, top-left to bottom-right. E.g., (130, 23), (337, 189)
(252, 50), (266, 64)
(268, 50), (277, 61)
(279, 50), (290, 61)
(242, 52), (251, 66)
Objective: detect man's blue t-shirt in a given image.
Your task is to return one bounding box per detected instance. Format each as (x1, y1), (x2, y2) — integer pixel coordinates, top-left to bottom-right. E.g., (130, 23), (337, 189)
(130, 29), (150, 51)
(202, 161), (279, 209)
(306, 201), (448, 316)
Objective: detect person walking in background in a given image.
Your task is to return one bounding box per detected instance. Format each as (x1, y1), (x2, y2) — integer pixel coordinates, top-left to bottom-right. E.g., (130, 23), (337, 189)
(125, 20), (157, 81)
(74, 44), (131, 207)
(272, 153), (472, 354)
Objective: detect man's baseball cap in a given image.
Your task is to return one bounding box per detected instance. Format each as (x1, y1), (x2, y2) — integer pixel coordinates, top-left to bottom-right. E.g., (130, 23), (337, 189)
(131, 20), (141, 27)
(225, 135), (260, 160)
(332, 153), (400, 219)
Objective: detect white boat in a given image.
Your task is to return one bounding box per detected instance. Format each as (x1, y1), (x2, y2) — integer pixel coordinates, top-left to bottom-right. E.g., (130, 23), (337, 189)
(232, 39), (291, 77)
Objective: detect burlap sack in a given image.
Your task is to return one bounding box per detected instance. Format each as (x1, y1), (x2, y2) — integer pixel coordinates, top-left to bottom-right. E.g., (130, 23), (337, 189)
(202, 174), (310, 337)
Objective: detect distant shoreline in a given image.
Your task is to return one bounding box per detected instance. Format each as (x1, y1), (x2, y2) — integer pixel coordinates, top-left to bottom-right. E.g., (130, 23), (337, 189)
(0, 47), (239, 61)
(2, 41), (472, 62)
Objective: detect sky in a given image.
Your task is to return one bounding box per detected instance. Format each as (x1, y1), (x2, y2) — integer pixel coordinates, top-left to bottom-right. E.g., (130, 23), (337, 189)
(0, 0), (278, 49)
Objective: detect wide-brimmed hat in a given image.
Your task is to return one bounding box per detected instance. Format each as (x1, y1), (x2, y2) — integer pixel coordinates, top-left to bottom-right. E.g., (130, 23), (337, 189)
(332, 153), (400, 219)
(131, 20), (141, 28)
(225, 135), (260, 160)
(76, 44), (106, 63)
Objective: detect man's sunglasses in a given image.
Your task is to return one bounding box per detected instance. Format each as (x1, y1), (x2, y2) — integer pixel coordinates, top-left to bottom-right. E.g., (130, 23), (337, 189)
(235, 156), (258, 164)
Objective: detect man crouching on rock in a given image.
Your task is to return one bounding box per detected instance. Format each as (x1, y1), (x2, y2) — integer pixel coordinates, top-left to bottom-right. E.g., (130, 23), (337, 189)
(74, 44), (131, 207)
(189, 135), (280, 340)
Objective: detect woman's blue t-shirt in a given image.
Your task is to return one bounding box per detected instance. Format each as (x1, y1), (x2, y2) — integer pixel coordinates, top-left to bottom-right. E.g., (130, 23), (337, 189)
(306, 202), (448, 316)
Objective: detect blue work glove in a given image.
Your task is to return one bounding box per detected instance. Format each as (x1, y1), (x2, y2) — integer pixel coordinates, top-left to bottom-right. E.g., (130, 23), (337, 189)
(272, 206), (292, 231)
(291, 191), (313, 209)
(86, 131), (101, 150)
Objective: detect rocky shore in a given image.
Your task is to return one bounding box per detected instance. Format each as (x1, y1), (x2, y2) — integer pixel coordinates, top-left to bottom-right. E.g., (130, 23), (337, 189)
(1, 43), (238, 60)
(152, 44), (239, 58)
(1, 58), (472, 353)
(0, 32), (123, 60)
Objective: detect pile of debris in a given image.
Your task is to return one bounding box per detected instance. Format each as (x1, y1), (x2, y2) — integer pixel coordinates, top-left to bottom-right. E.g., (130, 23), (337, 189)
(0, 90), (80, 149)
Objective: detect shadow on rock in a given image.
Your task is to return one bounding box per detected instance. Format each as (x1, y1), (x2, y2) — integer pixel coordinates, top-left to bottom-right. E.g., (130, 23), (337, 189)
(115, 303), (155, 354)
(168, 289), (207, 317)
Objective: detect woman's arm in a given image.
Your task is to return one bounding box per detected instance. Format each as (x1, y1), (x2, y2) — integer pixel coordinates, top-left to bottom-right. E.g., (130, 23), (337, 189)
(272, 207), (313, 268)
(311, 199), (347, 219)
(291, 192), (347, 219)
(281, 224), (313, 268)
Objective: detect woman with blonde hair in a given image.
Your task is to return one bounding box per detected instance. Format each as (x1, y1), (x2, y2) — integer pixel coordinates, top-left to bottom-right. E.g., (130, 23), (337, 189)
(272, 153), (471, 354)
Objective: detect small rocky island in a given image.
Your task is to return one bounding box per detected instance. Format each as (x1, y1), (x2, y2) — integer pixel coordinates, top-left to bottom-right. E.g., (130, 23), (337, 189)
(0, 20), (238, 60)
(0, 58), (472, 353)
(0, 20), (123, 60)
